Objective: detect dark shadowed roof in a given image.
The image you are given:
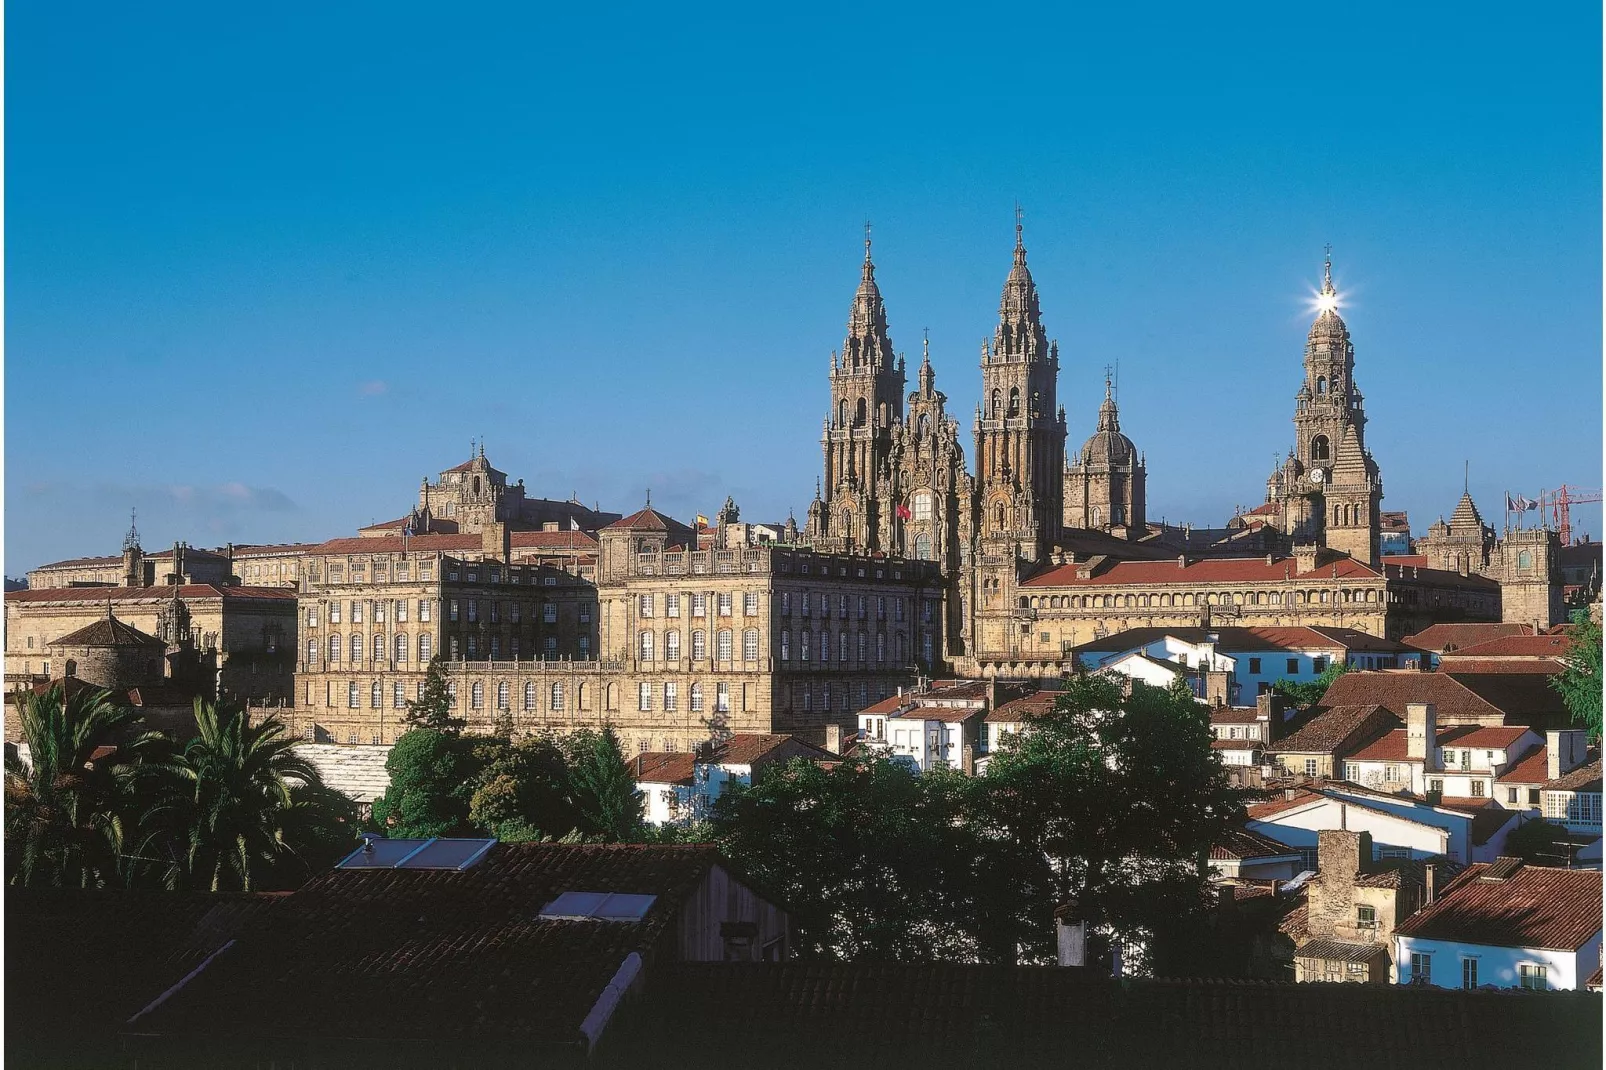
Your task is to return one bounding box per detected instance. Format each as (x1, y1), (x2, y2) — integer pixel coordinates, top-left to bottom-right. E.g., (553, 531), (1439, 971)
(1320, 671), (1558, 727)
(1210, 827), (1301, 861)
(49, 614), (165, 648)
(1403, 623), (1535, 653)
(1395, 862), (1602, 951)
(1546, 757), (1602, 793)
(1265, 705), (1391, 755)
(607, 962), (1601, 1070)
(7, 584), (296, 604)
(1294, 937), (1390, 963)
(986, 690), (1061, 723)
(707, 733), (832, 767)
(633, 751), (696, 785)
(120, 844), (727, 1048)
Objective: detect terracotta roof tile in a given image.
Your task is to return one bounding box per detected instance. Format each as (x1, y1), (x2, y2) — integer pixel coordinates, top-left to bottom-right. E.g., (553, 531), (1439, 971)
(707, 734), (831, 768)
(1319, 671), (1544, 726)
(986, 690), (1062, 722)
(1545, 757), (1602, 793)
(1498, 747), (1552, 785)
(6, 584), (295, 604)
(1247, 788), (1323, 820)
(1349, 725), (1533, 763)
(1266, 705), (1392, 755)
(1294, 937), (1390, 963)
(1210, 827), (1299, 860)
(1403, 623), (1536, 654)
(511, 529), (600, 550)
(48, 615), (165, 649)
(633, 752), (697, 785)
(1444, 634), (1576, 659)
(1395, 862), (1603, 951)
(1024, 555), (1383, 588)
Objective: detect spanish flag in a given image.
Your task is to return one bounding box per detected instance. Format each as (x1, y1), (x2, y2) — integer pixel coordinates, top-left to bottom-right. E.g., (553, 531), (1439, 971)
(695, 514), (710, 528)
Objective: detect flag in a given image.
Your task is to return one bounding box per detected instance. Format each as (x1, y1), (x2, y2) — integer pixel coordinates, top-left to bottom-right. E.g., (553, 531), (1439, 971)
(569, 517), (580, 530)
(695, 514), (710, 528)
(1506, 493), (1517, 512)
(896, 503), (912, 520)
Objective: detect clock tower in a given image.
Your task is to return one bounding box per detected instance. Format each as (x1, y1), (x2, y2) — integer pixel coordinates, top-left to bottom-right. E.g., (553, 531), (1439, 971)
(1264, 251), (1382, 564)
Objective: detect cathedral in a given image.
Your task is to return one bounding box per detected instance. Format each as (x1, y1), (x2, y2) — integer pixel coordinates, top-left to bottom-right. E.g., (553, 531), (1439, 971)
(800, 230), (1525, 673)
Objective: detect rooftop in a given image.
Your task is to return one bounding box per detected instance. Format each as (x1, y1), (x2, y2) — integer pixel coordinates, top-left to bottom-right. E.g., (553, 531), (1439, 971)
(1546, 757), (1602, 793)
(1265, 705), (1390, 755)
(1347, 725), (1533, 763)
(1024, 555), (1385, 589)
(1394, 861), (1602, 951)
(1403, 623), (1536, 654)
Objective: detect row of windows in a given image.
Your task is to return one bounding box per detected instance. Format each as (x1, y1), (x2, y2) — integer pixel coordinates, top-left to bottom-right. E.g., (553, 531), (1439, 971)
(311, 600), (433, 626)
(308, 632), (592, 664)
(447, 599), (587, 624)
(778, 593), (924, 622)
(778, 629), (919, 665)
(1407, 953), (1548, 991)
(636, 680), (729, 713)
(795, 679), (874, 713)
(316, 560), (435, 584)
(638, 629), (758, 662)
(1022, 588), (1382, 611)
(637, 592), (756, 617)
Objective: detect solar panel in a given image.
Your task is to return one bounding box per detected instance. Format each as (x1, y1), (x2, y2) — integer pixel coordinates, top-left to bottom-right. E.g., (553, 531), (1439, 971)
(396, 838), (497, 870)
(337, 837), (431, 869)
(539, 890), (658, 922)
(335, 836), (497, 871)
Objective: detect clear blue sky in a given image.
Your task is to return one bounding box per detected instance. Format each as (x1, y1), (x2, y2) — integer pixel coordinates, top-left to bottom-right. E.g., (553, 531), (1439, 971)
(6, 2), (1601, 574)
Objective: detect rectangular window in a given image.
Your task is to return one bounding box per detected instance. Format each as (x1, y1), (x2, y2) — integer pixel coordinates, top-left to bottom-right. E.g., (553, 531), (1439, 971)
(490, 601), (500, 623)
(543, 603), (557, 623)
(578, 636), (591, 658)
(745, 592), (760, 616)
(666, 594), (681, 617)
(1518, 964), (1547, 991)
(718, 592), (733, 616)
(348, 682), (360, 709)
(466, 600), (478, 623)
(393, 682), (406, 708)
(449, 600), (459, 622)
(781, 592), (791, 615)
(1470, 780), (1485, 798)
(1355, 905), (1377, 930)
(419, 600), (431, 622)
(1410, 952), (1432, 985)
(1344, 762), (1359, 780)
(838, 594), (848, 619)
(1313, 656), (1328, 674)
(639, 594), (654, 617)
(639, 682), (652, 711)
(330, 602), (341, 624)
(664, 682), (677, 711)
(396, 600), (408, 623)
(1286, 658), (1299, 674)
(306, 608), (319, 628)
(1507, 787), (1519, 804)
(351, 601), (363, 624)
(508, 602), (520, 623)
(579, 603), (593, 623)
(1462, 958), (1478, 990)
(1305, 758), (1318, 777)
(716, 682), (730, 713)
(1248, 657), (1261, 673)
(544, 636), (558, 655)
(692, 593), (707, 617)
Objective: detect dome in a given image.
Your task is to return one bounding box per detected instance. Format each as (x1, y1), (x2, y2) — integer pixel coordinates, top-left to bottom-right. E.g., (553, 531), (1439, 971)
(1308, 306), (1349, 342)
(1075, 385), (1138, 468)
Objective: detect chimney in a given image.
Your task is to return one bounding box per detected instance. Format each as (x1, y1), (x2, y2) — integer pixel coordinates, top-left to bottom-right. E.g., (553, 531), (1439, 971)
(1204, 670), (1230, 708)
(483, 520), (511, 562)
(962, 742), (975, 776)
(1406, 703), (1437, 769)
(824, 724), (843, 755)
(1547, 729), (1585, 780)
(1054, 902), (1087, 968)
(1317, 828), (1372, 877)
(1257, 691), (1287, 742)
(1423, 863), (1437, 906)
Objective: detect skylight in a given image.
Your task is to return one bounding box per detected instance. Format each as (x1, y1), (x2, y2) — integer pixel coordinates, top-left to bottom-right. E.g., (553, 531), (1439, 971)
(538, 891), (658, 922)
(336, 836), (497, 871)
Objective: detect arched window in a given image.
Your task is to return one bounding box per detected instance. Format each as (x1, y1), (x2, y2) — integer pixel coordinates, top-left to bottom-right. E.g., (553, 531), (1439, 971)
(374, 634), (384, 661)
(1091, 507), (1102, 527)
(329, 635), (341, 662)
(639, 631), (654, 661)
(524, 682), (536, 710)
(394, 633), (408, 663)
(604, 682), (616, 711)
(855, 397), (867, 427)
(371, 680), (382, 708)
(1271, 591), (1282, 605)
(1008, 387), (1020, 416)
(690, 682), (704, 712)
(666, 630), (681, 660)
(991, 389), (1002, 418)
(841, 510), (853, 536)
(496, 681), (509, 709)
(470, 682), (484, 709)
(1316, 376), (1328, 395)
(914, 533), (932, 560)
(744, 629), (760, 661)
(1311, 435), (1331, 462)
(1517, 549), (1533, 570)
(577, 682), (589, 710)
(350, 634), (363, 662)
(307, 638), (318, 664)
(838, 399), (847, 427)
(692, 630), (707, 660)
(419, 633), (432, 661)
(550, 682), (564, 711)
(912, 491), (933, 521)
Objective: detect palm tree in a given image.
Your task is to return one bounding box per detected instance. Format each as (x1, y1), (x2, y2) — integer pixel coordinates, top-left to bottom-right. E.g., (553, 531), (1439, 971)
(170, 699), (355, 891)
(4, 684), (170, 888)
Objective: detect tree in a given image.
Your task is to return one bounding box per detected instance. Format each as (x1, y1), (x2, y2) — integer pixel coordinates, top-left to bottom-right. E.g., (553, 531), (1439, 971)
(467, 732), (580, 843)
(369, 728), (481, 838)
(974, 676), (1248, 974)
(403, 655), (465, 734)
(4, 684), (170, 888)
(1273, 659), (1350, 708)
(1504, 817), (1580, 867)
(561, 727), (644, 842)
(168, 700), (357, 892)
(1552, 607), (1602, 742)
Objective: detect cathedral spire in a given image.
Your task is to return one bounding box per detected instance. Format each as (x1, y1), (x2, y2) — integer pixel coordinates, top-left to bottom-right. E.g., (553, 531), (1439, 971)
(123, 508), (141, 553)
(995, 208), (1046, 359)
(1097, 372), (1120, 433)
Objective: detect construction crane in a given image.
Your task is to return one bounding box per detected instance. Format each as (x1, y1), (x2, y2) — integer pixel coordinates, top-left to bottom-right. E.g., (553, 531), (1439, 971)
(1549, 485), (1603, 546)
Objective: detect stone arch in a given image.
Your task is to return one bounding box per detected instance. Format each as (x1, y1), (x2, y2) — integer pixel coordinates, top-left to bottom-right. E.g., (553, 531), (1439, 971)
(1008, 387), (1021, 417)
(1311, 435), (1331, 462)
(855, 398), (867, 427)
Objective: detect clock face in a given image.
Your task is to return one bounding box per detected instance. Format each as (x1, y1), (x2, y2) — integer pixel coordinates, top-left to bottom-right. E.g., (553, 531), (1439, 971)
(1309, 468), (1327, 485)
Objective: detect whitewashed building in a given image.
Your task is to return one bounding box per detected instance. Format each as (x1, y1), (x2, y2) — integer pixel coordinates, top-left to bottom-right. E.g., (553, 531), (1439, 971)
(1394, 860), (1602, 990)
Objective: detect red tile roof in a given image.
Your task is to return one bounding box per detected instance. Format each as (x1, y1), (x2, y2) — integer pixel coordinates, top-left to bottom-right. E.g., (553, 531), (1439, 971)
(1498, 747), (1552, 785)
(48, 615), (165, 648)
(511, 529), (600, 550)
(1266, 704), (1391, 755)
(707, 734), (831, 768)
(1211, 738), (1263, 751)
(1348, 725), (1533, 763)
(1432, 658), (1564, 675)
(1402, 623), (1535, 653)
(307, 534), (483, 556)
(633, 752), (696, 785)
(1247, 788), (1323, 820)
(1395, 862), (1603, 951)
(1073, 625), (1411, 656)
(859, 694), (913, 716)
(603, 506), (694, 533)
(6, 584), (296, 604)
(1319, 671), (1529, 727)
(1445, 634), (1576, 659)
(894, 705), (987, 724)
(1545, 757), (1602, 793)
(1381, 554), (1430, 568)
(32, 546), (231, 571)
(1023, 554), (1383, 588)
(1211, 706), (1265, 724)
(986, 690), (1062, 723)
(1210, 827), (1298, 860)
(1443, 674), (1572, 726)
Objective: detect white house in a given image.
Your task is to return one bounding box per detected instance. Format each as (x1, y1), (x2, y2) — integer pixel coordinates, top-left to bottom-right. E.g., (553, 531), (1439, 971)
(1208, 693), (1291, 767)
(1394, 860), (1602, 991)
(1247, 782), (1521, 867)
(1072, 626), (1414, 707)
(1541, 757), (1603, 839)
(1494, 730), (1590, 811)
(634, 734), (834, 825)
(1341, 703), (1541, 800)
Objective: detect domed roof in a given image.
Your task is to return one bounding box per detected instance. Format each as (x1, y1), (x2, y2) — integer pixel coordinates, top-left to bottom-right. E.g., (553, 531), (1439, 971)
(1307, 253), (1349, 341)
(1075, 383), (1138, 467)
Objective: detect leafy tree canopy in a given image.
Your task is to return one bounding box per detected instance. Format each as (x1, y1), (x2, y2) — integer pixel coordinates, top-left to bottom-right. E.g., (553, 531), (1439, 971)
(403, 655), (466, 734)
(1552, 607), (1603, 742)
(1273, 659), (1349, 708)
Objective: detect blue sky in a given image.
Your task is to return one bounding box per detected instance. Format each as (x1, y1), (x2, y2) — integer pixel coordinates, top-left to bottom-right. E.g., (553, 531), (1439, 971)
(6, 2), (1601, 574)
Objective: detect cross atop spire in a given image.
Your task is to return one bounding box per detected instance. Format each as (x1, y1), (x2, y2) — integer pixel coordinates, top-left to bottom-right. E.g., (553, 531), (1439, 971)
(123, 508), (141, 553)
(1014, 202), (1024, 251)
(1322, 244), (1334, 293)
(864, 218), (873, 262)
